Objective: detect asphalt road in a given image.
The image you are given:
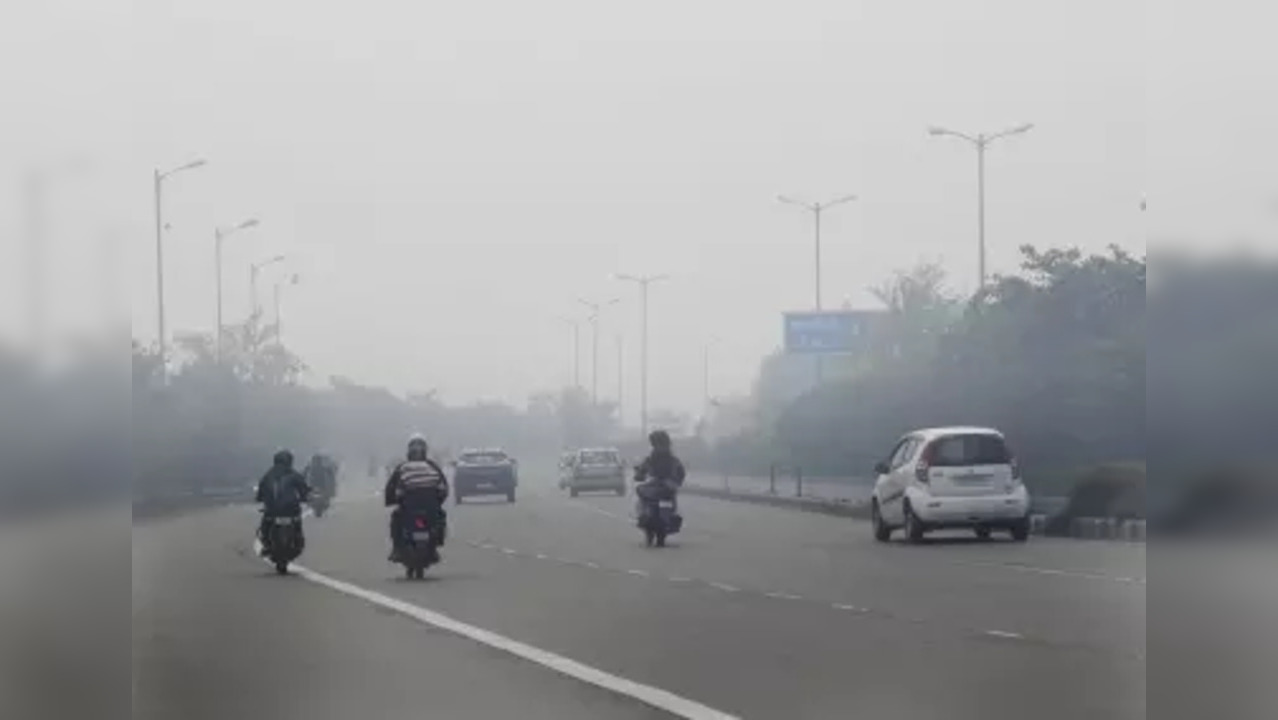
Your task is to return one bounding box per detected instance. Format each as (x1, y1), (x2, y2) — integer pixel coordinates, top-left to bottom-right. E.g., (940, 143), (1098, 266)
(132, 470), (1146, 720)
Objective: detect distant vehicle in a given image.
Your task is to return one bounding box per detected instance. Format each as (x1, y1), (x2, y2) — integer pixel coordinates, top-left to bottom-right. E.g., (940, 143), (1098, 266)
(870, 426), (1030, 544)
(561, 447), (626, 497)
(452, 448), (518, 504)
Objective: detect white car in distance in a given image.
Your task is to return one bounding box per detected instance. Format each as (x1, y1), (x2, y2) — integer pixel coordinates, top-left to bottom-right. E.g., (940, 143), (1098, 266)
(870, 426), (1030, 543)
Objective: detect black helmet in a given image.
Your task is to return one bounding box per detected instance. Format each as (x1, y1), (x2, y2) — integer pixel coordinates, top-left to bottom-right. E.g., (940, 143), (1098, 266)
(273, 449), (294, 468)
(407, 433), (428, 461)
(648, 429), (671, 450)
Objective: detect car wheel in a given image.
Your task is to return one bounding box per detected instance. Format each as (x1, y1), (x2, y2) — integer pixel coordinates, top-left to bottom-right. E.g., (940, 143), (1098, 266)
(871, 500), (892, 542)
(904, 502), (926, 544)
(1009, 519), (1030, 542)
(974, 527), (992, 541)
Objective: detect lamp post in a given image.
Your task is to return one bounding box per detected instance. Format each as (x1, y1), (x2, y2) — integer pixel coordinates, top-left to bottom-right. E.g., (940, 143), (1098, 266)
(614, 273), (668, 439)
(273, 274), (300, 347)
(249, 254), (286, 321)
(927, 123), (1034, 289)
(153, 158), (207, 380)
(778, 193), (857, 383)
(578, 297), (620, 405)
(214, 218), (260, 363)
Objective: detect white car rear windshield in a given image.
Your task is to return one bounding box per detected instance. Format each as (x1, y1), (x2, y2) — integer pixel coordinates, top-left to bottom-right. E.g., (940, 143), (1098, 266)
(579, 451), (620, 465)
(461, 452), (508, 464)
(928, 435), (1012, 466)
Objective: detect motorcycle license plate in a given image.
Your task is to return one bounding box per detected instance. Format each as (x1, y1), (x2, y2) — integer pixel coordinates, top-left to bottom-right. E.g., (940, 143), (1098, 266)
(412, 532), (433, 541)
(273, 517), (296, 525)
(657, 501), (675, 509)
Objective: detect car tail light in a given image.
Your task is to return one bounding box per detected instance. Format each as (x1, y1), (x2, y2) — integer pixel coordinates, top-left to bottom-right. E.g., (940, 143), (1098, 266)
(915, 443), (934, 484)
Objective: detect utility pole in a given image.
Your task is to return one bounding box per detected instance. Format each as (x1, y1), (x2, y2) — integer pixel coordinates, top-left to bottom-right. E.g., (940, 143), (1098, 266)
(616, 334), (624, 428)
(615, 273), (668, 440)
(153, 159), (207, 380)
(928, 123), (1034, 290)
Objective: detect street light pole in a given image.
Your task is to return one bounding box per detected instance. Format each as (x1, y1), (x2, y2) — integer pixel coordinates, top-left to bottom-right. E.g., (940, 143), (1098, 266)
(579, 297), (619, 406)
(250, 255), (286, 322)
(273, 274), (300, 347)
(778, 194), (857, 311)
(214, 218), (260, 364)
(615, 273), (668, 440)
(928, 123), (1034, 290)
(778, 194), (856, 384)
(153, 158), (207, 380)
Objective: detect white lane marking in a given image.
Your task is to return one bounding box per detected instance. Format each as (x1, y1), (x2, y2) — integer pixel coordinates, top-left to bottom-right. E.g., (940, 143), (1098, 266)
(289, 564), (740, 720)
(962, 561), (1145, 585)
(534, 553), (548, 560)
(984, 630), (1025, 640)
(832, 603), (867, 613)
(583, 561), (600, 570)
(571, 502), (628, 521)
(764, 592), (803, 601)
(626, 569), (650, 578)
(708, 582), (740, 593)
(500, 548), (517, 556)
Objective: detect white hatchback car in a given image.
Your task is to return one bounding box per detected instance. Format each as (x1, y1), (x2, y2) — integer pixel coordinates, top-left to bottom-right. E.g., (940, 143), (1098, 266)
(870, 426), (1030, 543)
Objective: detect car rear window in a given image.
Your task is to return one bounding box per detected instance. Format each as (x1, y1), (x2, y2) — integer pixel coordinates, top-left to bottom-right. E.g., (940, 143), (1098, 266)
(461, 452), (508, 464)
(580, 450), (619, 465)
(927, 435), (1011, 466)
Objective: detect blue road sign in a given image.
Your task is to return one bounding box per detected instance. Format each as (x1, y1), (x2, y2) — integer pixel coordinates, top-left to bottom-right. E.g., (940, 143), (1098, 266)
(783, 311), (877, 354)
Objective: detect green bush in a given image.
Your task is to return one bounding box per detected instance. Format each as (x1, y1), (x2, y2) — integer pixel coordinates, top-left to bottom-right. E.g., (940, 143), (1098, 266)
(1045, 464), (1146, 534)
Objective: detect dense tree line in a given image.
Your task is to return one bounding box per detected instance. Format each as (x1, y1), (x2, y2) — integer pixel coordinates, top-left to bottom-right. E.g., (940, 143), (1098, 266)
(132, 314), (622, 503)
(712, 245), (1152, 492)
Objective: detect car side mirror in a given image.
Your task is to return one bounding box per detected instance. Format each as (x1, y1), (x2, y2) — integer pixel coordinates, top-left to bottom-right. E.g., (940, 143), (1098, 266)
(874, 461), (890, 475)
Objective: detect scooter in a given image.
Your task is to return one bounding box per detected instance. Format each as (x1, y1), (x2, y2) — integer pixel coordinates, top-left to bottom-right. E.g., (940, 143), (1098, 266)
(394, 509), (442, 580)
(260, 510), (304, 575)
(636, 485), (683, 547)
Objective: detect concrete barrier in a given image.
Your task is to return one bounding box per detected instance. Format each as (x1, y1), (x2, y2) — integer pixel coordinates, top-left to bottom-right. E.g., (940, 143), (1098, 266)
(681, 483), (870, 519)
(1029, 514), (1048, 535)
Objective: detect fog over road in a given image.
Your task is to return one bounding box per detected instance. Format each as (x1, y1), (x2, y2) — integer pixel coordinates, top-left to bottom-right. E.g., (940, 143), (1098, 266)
(132, 471), (1145, 720)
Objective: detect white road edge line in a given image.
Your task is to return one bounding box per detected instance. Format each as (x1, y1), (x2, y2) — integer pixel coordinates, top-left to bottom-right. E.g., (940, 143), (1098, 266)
(289, 563), (740, 720)
(984, 630), (1025, 640)
(764, 592), (803, 601)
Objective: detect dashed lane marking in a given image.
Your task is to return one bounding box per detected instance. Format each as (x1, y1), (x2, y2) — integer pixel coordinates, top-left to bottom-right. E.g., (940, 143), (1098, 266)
(287, 563), (741, 720)
(983, 630), (1026, 641)
(708, 582), (740, 593)
(764, 592), (803, 601)
(626, 569), (651, 578)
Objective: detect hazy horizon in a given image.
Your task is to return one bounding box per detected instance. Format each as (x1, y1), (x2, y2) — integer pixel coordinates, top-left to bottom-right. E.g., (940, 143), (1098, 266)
(2, 0), (1272, 416)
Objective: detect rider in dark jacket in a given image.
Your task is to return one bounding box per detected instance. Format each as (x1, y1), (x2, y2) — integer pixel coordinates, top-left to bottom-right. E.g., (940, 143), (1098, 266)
(634, 429), (685, 520)
(256, 449), (312, 554)
(384, 434), (449, 561)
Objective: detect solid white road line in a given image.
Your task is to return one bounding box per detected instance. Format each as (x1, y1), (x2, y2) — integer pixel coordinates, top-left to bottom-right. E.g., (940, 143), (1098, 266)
(289, 563), (740, 720)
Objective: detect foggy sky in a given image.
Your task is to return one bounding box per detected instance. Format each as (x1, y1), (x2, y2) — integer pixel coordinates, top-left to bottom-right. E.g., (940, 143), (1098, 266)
(1, 0), (1273, 418)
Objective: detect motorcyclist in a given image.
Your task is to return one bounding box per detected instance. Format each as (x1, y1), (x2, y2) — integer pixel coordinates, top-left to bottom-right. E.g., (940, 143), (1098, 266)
(256, 449), (312, 555)
(634, 429), (685, 523)
(384, 434), (449, 562)
(305, 452), (338, 500)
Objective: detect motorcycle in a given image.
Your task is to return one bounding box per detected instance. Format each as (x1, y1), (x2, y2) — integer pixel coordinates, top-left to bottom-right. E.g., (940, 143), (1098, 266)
(310, 493), (331, 518)
(261, 511), (304, 575)
(395, 509), (442, 580)
(636, 485), (683, 548)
